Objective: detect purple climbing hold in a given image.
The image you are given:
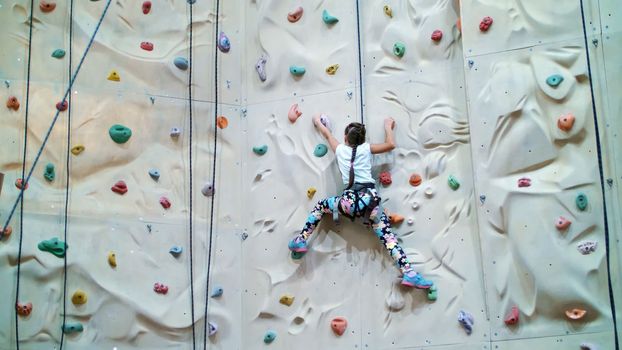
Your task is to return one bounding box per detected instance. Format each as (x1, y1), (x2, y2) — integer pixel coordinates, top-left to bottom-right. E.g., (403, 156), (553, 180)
(458, 310), (474, 335)
(256, 56), (267, 82)
(208, 322), (218, 336)
(320, 114), (331, 131)
(202, 182), (214, 197)
(217, 32), (230, 53)
(170, 127), (181, 138)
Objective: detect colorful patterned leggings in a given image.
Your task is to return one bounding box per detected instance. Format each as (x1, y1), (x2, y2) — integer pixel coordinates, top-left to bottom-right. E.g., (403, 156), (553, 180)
(298, 189), (412, 273)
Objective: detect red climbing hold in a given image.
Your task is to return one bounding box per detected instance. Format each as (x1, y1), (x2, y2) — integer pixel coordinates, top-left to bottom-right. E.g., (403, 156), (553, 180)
(504, 306), (519, 325)
(15, 178), (28, 190)
(431, 30), (443, 41)
(56, 101), (68, 111)
(331, 317), (347, 336)
(409, 174), (422, 187)
(140, 42), (154, 51)
(379, 171), (392, 186)
(16, 302), (33, 316)
(153, 282), (168, 294)
(142, 1), (151, 14)
(517, 177), (531, 188)
(111, 181), (128, 195)
(6, 96), (20, 111)
(159, 196), (171, 209)
(39, 0), (56, 13)
(479, 16), (493, 32)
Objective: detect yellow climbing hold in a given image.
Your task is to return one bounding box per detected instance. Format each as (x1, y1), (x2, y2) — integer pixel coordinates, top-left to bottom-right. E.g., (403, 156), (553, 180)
(279, 294), (295, 306)
(383, 5), (392, 18)
(71, 289), (87, 305)
(71, 145), (85, 155)
(107, 70), (120, 82)
(108, 251), (117, 267)
(325, 64), (339, 75)
(307, 187), (316, 199)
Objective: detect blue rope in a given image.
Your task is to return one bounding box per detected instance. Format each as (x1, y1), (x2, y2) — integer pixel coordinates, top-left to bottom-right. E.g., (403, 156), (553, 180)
(1, 0), (112, 237)
(188, 2), (197, 349)
(354, 0), (365, 124)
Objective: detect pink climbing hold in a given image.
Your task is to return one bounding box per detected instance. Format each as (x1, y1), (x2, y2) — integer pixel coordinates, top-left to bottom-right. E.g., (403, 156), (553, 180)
(153, 282), (168, 294)
(379, 171), (392, 186)
(56, 101), (68, 111)
(331, 317), (347, 336)
(431, 30), (443, 41)
(479, 16), (493, 32)
(555, 216), (571, 230)
(142, 1), (151, 14)
(517, 177), (531, 188)
(159, 196), (171, 209)
(288, 104), (302, 123)
(16, 302), (33, 316)
(111, 181), (128, 195)
(287, 6), (303, 23)
(504, 306), (519, 325)
(140, 42), (154, 51)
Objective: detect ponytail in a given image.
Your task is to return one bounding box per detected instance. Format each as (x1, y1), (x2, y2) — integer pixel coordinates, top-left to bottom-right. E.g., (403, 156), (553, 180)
(346, 146), (357, 189)
(344, 122), (366, 190)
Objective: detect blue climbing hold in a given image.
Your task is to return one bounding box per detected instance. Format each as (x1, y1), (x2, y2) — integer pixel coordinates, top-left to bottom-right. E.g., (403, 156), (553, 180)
(169, 246), (183, 256)
(174, 57), (188, 70)
(62, 322), (84, 334)
(322, 9), (339, 24)
(211, 286), (223, 298)
(546, 74), (564, 87)
(149, 168), (160, 181)
(264, 330), (277, 344)
(289, 65), (306, 76)
(314, 144), (328, 157)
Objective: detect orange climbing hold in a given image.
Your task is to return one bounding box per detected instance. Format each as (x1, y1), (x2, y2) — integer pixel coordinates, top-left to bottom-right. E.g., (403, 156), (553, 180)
(287, 6), (303, 23)
(16, 302), (33, 316)
(409, 174), (422, 186)
(331, 317), (347, 336)
(217, 116), (228, 129)
(504, 306), (519, 325)
(288, 104), (302, 123)
(565, 308), (586, 320)
(555, 216), (571, 230)
(39, 0), (56, 13)
(389, 213), (404, 225)
(6, 96), (20, 111)
(557, 113), (575, 132)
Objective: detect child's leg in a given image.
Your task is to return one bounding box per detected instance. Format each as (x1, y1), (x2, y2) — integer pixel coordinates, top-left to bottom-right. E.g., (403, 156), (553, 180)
(369, 208), (412, 274)
(300, 196), (340, 241)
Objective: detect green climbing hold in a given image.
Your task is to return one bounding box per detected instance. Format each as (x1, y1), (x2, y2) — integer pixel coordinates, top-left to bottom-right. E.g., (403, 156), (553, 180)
(448, 175), (460, 190)
(62, 322), (84, 334)
(38, 237), (68, 258)
(393, 42), (405, 58)
(253, 145), (268, 155)
(427, 285), (438, 301)
(314, 144), (328, 157)
(576, 193), (588, 211)
(322, 9), (339, 24)
(51, 49), (66, 59)
(546, 74), (564, 87)
(108, 124), (132, 144)
(264, 330), (277, 344)
(291, 251), (306, 259)
(289, 65), (306, 76)
(44, 163), (55, 182)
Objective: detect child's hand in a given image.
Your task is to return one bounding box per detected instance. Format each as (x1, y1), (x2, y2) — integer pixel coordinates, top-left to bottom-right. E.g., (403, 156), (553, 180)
(384, 117), (395, 130)
(313, 114), (323, 129)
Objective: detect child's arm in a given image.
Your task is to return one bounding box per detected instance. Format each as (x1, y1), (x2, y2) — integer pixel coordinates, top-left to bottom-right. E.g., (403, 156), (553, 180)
(313, 114), (340, 152)
(370, 117), (396, 154)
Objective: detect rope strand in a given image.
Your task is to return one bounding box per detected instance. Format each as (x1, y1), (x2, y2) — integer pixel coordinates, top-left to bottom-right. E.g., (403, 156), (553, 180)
(355, 0), (365, 124)
(187, 2), (197, 349)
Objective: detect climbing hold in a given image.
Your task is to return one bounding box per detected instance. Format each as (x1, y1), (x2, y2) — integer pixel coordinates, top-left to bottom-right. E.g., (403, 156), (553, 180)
(109, 124), (132, 144)
(56, 100), (68, 111)
(1, 226), (12, 239)
(71, 145), (85, 155)
(187, 0), (196, 4)
(479, 16), (493, 31)
(279, 294), (294, 306)
(170, 127), (181, 138)
(264, 330), (277, 343)
(15, 178), (28, 190)
(458, 310), (474, 335)
(448, 175), (460, 190)
(576, 193), (588, 211)
(468, 60), (474, 69)
(581, 343), (597, 350)
(557, 113), (575, 132)
(169, 246), (182, 256)
(517, 177), (531, 188)
(407, 218), (414, 225)
(424, 187), (434, 199)
(253, 145), (268, 155)
(140, 42), (154, 51)
(393, 42), (405, 58)
(314, 144), (328, 157)
(565, 308), (586, 320)
(16, 302), (33, 317)
(479, 195), (486, 204)
(383, 5), (392, 18)
(457, 17), (462, 33)
(208, 322), (218, 336)
(288, 103), (302, 123)
(71, 290), (88, 305)
(37, 237), (67, 258)
(291, 251), (305, 259)
(322, 9), (339, 24)
(6, 96), (20, 111)
(211, 286), (224, 298)
(409, 174), (422, 187)
(111, 180), (128, 195)
(320, 114), (332, 131)
(379, 171), (392, 186)
(217, 32), (231, 53)
(546, 74), (564, 87)
(216, 116), (228, 129)
(504, 306), (519, 325)
(325, 64), (339, 75)
(330, 317), (347, 336)
(431, 30), (443, 42)
(174, 57), (188, 70)
(388, 213), (404, 225)
(287, 6), (303, 23)
(62, 322), (84, 334)
(51, 49), (66, 58)
(44, 163), (55, 182)
(577, 241), (597, 255)
(159, 196), (171, 209)
(426, 285), (437, 301)
(555, 216), (571, 230)
(289, 65), (306, 76)
(142, 1), (151, 14)
(148, 168), (160, 181)
(202, 183), (215, 197)
(306, 187), (316, 199)
(108, 251), (117, 267)
(107, 70), (120, 82)
(39, 0), (56, 13)
(256, 56), (267, 82)
(153, 282), (169, 294)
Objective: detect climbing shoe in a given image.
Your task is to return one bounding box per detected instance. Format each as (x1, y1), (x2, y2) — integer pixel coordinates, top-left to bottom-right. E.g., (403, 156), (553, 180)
(288, 236), (308, 253)
(401, 270), (433, 289)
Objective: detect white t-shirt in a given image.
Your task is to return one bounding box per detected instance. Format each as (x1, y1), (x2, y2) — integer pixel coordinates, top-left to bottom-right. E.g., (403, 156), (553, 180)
(335, 143), (374, 185)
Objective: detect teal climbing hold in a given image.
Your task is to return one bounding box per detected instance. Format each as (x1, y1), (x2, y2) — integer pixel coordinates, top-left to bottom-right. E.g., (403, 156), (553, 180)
(211, 286), (224, 297)
(62, 322), (84, 334)
(322, 9), (339, 24)
(174, 57), (188, 70)
(576, 193), (588, 211)
(38, 237), (68, 258)
(448, 175), (460, 190)
(314, 144), (328, 157)
(289, 65), (306, 76)
(427, 285), (438, 301)
(253, 145), (268, 155)
(169, 246), (182, 256)
(393, 42), (405, 58)
(264, 330), (277, 344)
(546, 74), (564, 87)
(149, 168), (160, 181)
(44, 163), (55, 182)
(109, 124), (132, 144)
(291, 251), (306, 259)
(51, 49), (66, 59)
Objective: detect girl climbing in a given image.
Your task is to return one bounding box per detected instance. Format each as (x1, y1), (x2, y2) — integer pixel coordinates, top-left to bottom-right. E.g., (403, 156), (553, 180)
(288, 115), (434, 289)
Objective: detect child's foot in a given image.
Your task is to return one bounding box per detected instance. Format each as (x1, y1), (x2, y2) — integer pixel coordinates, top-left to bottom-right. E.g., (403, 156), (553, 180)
(401, 270), (433, 289)
(288, 236), (308, 253)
